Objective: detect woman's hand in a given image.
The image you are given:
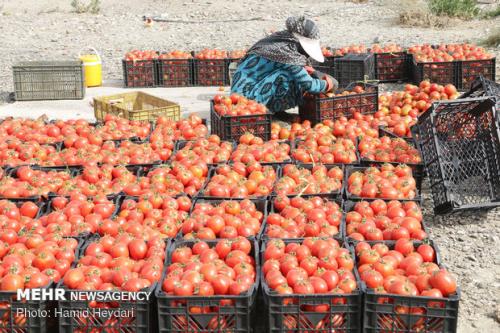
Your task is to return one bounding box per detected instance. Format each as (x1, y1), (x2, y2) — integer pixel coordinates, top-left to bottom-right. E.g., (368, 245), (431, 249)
(323, 74), (338, 92)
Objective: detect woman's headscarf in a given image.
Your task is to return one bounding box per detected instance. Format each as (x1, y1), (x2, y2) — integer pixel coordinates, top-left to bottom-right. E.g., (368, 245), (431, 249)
(246, 16), (320, 66)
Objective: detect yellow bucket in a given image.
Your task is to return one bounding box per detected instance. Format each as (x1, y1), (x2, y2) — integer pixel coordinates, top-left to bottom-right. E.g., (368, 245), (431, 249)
(79, 47), (102, 87)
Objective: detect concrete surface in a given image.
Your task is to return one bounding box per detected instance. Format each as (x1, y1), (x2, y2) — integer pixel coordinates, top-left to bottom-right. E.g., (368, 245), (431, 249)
(0, 80), (228, 121)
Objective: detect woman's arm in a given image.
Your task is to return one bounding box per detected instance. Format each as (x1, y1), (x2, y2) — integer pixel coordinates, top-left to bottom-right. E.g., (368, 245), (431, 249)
(287, 65), (327, 93)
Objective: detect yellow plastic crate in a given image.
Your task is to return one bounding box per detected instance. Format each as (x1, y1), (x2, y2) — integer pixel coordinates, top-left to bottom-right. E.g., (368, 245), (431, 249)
(93, 91), (180, 121)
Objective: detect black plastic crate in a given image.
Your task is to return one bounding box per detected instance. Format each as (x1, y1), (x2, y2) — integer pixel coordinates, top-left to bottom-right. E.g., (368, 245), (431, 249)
(344, 165), (422, 201)
(261, 239), (362, 333)
(157, 58), (194, 87)
(174, 139), (236, 166)
(193, 59), (229, 86)
(357, 240), (460, 333)
(310, 56), (338, 77)
(210, 101), (272, 141)
(459, 75), (500, 110)
(177, 197), (268, 239)
(373, 51), (409, 82)
(299, 82), (378, 125)
(413, 97), (500, 214)
(334, 53), (375, 88)
(122, 59), (157, 87)
(411, 55), (456, 86)
(57, 237), (167, 333)
(456, 58), (496, 90)
(156, 238), (259, 333)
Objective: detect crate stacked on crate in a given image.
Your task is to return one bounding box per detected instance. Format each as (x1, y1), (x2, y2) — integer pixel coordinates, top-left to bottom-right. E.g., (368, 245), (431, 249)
(408, 44), (496, 89)
(299, 82), (378, 125)
(370, 44), (409, 82)
(210, 94), (272, 141)
(354, 240), (460, 333)
(156, 238), (259, 333)
(123, 50), (158, 87)
(157, 51), (194, 87)
(94, 91), (180, 122)
(413, 97), (500, 214)
(13, 61), (85, 101)
(334, 53), (375, 88)
(193, 49), (230, 86)
(261, 238), (363, 333)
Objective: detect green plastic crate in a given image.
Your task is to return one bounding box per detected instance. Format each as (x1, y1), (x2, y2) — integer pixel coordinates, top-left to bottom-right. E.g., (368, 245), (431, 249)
(13, 61), (85, 101)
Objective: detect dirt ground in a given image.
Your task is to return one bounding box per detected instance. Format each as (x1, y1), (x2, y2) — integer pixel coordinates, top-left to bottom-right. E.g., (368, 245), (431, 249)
(0, 0), (499, 332)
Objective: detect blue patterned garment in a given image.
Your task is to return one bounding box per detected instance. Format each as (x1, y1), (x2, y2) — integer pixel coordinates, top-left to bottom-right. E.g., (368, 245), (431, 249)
(231, 54), (327, 114)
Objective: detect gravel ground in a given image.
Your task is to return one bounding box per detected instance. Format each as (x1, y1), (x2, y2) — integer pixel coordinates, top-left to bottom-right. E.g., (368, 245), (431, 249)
(0, 0), (499, 332)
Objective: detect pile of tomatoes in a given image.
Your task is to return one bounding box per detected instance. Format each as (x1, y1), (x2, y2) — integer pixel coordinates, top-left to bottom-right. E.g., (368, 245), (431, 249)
(213, 93), (268, 116)
(174, 136), (234, 165)
(114, 196), (191, 239)
(408, 43), (493, 62)
(292, 134), (357, 164)
(345, 200), (427, 241)
(202, 163), (276, 198)
(64, 234), (165, 291)
(358, 136), (422, 164)
(181, 199), (263, 239)
(41, 194), (117, 238)
(275, 164), (343, 196)
(267, 195), (342, 238)
(355, 239), (457, 297)
(162, 238), (256, 298)
(232, 134), (291, 163)
(263, 237), (357, 297)
(347, 164), (418, 200)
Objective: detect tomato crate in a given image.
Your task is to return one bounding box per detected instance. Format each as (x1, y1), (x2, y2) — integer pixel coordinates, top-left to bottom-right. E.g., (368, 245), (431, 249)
(298, 82), (378, 125)
(157, 58), (194, 87)
(261, 238), (362, 333)
(334, 53), (375, 88)
(459, 75), (500, 109)
(275, 164), (345, 198)
(57, 237), (169, 333)
(413, 97), (500, 214)
(354, 240), (460, 333)
(455, 57), (496, 90)
(175, 197), (267, 240)
(198, 163), (278, 200)
(344, 166), (422, 202)
(410, 55), (457, 86)
(94, 91), (180, 122)
(2, 197), (46, 219)
(0, 237), (83, 333)
(122, 59), (157, 87)
(373, 51), (409, 82)
(193, 59), (230, 86)
(210, 101), (272, 141)
(156, 238), (259, 333)
(13, 61), (85, 101)
(359, 132), (425, 193)
(263, 194), (345, 240)
(174, 139), (237, 167)
(342, 200), (428, 243)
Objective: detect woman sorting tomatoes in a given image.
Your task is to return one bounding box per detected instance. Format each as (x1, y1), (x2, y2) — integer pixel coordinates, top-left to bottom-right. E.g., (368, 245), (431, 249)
(231, 16), (337, 118)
